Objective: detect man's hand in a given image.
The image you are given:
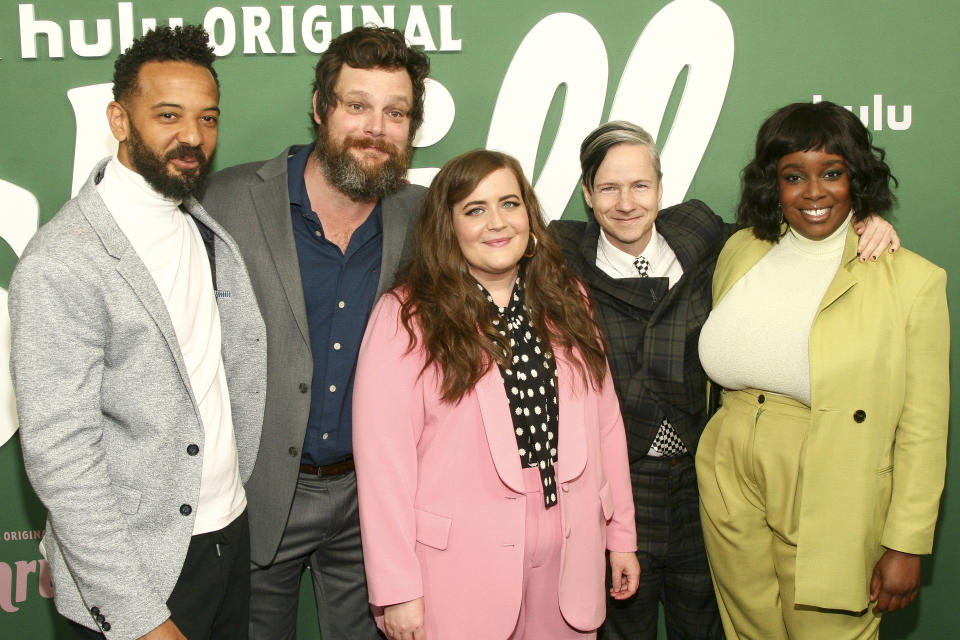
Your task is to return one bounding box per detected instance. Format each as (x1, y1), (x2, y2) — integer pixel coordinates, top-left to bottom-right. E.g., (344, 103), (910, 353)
(384, 597), (426, 640)
(870, 548), (921, 613)
(139, 618), (187, 640)
(854, 215), (900, 262)
(609, 551), (641, 600)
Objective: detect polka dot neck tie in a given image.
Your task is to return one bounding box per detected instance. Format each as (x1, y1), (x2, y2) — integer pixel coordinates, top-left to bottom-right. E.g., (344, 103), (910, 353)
(634, 255), (650, 277)
(477, 278), (560, 509)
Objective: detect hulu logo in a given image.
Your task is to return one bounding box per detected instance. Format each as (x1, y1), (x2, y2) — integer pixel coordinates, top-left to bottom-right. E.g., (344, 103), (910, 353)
(813, 94), (912, 131)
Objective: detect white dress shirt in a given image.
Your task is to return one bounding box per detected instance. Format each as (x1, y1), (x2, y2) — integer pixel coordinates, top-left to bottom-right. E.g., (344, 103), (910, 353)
(596, 224), (684, 288)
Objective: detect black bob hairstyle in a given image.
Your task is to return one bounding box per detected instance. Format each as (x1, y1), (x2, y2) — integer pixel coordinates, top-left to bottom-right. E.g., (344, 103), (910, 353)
(112, 25), (218, 102)
(738, 101), (897, 241)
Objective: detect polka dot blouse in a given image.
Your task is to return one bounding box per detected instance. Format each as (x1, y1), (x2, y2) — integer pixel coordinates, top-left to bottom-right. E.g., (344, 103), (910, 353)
(479, 277), (559, 509)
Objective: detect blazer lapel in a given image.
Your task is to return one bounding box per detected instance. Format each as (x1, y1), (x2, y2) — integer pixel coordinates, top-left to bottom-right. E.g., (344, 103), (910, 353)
(556, 353), (587, 483)
(75, 167), (197, 409)
(114, 250), (192, 393)
(377, 193), (413, 299)
(183, 195), (240, 266)
(817, 226), (860, 313)
(647, 208), (710, 325)
(714, 236), (774, 304)
(476, 367), (526, 493)
(250, 162), (311, 347)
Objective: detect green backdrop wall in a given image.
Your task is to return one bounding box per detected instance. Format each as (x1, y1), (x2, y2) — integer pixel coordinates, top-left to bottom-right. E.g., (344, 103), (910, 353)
(1, 1), (957, 637)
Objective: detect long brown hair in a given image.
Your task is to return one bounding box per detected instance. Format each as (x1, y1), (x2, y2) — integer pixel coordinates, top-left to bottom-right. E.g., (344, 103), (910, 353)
(395, 149), (607, 403)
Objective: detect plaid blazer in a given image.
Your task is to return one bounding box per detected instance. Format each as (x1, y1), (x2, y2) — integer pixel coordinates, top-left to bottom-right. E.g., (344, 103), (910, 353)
(550, 200), (733, 461)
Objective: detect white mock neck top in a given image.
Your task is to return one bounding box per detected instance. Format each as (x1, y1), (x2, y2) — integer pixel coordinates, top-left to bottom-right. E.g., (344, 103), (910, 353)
(698, 215), (851, 406)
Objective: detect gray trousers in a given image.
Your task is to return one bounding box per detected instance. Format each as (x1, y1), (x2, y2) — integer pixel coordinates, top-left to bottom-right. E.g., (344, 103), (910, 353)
(249, 470), (381, 640)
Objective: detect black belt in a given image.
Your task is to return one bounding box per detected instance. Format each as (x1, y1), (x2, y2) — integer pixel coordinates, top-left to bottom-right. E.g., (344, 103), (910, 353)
(299, 456), (355, 477)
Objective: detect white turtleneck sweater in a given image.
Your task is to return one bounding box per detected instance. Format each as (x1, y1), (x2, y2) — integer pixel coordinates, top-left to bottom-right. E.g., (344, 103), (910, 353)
(698, 215), (851, 407)
(97, 157), (246, 535)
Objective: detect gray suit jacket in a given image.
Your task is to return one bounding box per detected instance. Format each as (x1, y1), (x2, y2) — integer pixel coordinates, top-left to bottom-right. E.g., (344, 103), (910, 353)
(9, 159), (267, 640)
(202, 145), (425, 564)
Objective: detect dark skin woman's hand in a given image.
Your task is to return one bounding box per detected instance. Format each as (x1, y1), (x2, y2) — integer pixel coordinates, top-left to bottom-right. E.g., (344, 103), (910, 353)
(869, 548), (921, 613)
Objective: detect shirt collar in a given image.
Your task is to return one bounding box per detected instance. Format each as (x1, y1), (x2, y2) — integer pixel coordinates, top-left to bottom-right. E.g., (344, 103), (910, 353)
(287, 142), (315, 212)
(597, 223), (665, 277)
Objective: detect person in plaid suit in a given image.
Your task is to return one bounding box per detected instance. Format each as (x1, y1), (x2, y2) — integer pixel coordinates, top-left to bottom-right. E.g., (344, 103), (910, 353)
(549, 120), (898, 640)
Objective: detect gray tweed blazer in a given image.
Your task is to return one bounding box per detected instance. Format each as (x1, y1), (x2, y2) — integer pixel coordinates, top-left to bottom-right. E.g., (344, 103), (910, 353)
(8, 158), (267, 639)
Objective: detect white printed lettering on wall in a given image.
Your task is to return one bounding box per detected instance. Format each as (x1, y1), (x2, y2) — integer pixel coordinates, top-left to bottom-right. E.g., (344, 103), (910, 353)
(812, 94), (912, 131)
(0, 181), (37, 448)
(17, 2), (462, 58)
(488, 0), (735, 215)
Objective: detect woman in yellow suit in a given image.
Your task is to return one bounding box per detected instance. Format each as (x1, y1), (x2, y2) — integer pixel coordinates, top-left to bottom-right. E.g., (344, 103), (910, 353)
(696, 101), (949, 640)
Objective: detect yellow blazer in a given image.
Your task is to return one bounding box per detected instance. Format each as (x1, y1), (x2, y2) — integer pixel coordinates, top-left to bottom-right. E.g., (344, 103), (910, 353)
(711, 226), (949, 611)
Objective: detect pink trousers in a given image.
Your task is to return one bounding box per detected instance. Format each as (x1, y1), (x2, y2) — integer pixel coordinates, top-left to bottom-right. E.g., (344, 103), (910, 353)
(508, 467), (597, 640)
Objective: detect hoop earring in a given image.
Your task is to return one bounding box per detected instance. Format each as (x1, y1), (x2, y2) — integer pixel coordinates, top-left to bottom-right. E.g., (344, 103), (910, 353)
(524, 232), (539, 258)
(778, 203), (784, 226)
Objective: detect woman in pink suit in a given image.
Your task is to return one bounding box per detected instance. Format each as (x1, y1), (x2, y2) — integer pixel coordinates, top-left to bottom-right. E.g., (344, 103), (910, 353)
(353, 149), (640, 640)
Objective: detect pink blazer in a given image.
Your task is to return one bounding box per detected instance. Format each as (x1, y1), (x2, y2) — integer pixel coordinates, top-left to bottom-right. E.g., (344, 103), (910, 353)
(353, 293), (637, 639)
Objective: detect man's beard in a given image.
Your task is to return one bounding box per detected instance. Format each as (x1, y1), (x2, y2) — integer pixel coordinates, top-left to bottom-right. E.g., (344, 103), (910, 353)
(314, 126), (411, 202)
(126, 122), (211, 200)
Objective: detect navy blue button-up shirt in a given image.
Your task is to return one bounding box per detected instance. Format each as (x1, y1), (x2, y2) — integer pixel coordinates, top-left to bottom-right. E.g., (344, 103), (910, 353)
(288, 144), (383, 466)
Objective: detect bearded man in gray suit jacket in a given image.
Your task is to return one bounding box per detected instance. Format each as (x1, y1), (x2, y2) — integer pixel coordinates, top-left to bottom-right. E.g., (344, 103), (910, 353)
(9, 26), (266, 640)
(202, 26), (429, 640)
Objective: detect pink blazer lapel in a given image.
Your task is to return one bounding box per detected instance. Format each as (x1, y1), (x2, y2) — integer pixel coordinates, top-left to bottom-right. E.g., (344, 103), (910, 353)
(556, 353), (587, 483)
(476, 367), (526, 493)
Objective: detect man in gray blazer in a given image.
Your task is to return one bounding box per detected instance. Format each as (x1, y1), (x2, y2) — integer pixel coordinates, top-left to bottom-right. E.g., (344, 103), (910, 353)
(9, 26), (266, 640)
(202, 26), (429, 640)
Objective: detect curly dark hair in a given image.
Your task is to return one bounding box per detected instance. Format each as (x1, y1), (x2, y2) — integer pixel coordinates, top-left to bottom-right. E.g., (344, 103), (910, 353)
(112, 25), (218, 102)
(311, 26), (430, 141)
(738, 101), (897, 241)
(395, 149), (608, 403)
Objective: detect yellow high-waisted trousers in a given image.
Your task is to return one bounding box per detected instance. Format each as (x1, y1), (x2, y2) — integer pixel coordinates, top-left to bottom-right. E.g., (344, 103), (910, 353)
(695, 389), (881, 640)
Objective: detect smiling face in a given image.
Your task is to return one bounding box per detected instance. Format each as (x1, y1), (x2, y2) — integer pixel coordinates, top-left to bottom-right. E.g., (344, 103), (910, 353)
(313, 65), (413, 200)
(777, 148), (852, 240)
(582, 143), (663, 256)
(108, 60), (220, 199)
(452, 167), (531, 290)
